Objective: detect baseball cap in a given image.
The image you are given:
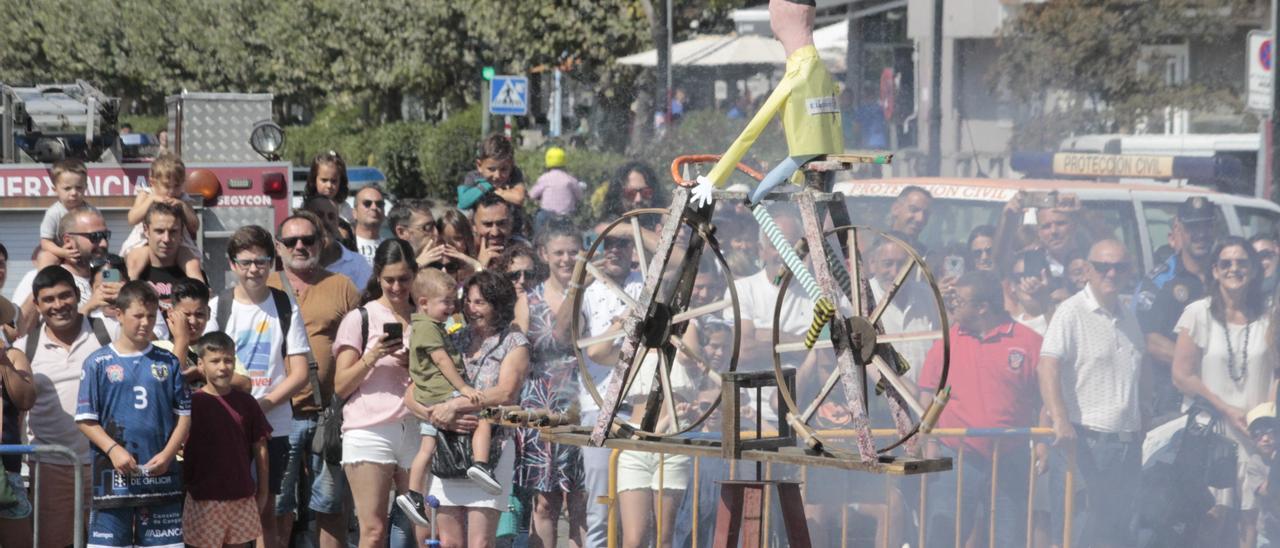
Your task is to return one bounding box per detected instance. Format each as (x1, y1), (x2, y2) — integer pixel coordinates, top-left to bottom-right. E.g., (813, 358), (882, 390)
(1176, 197), (1215, 225)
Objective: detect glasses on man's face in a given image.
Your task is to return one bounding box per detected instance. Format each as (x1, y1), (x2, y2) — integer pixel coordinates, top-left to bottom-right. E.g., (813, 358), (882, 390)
(1089, 260), (1130, 275)
(971, 247), (994, 258)
(362, 199), (386, 209)
(506, 269), (537, 283)
(1216, 258), (1251, 271)
(233, 256), (274, 269)
(68, 230), (111, 244)
(601, 236), (633, 250)
(623, 187), (654, 201)
(279, 234), (318, 248)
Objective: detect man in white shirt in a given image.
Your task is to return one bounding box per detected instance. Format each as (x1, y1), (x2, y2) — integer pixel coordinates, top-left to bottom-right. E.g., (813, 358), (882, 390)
(351, 185), (387, 265)
(205, 225), (311, 548)
(578, 221), (644, 548)
(1039, 239), (1145, 548)
(729, 210), (813, 371)
(868, 236), (937, 382)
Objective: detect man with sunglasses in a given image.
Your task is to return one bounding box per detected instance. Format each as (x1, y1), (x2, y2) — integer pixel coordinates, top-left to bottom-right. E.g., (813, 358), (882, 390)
(12, 206), (109, 334)
(1040, 239), (1146, 548)
(266, 212), (361, 548)
(301, 196), (373, 289)
(352, 185), (388, 266)
(1135, 197), (1219, 419)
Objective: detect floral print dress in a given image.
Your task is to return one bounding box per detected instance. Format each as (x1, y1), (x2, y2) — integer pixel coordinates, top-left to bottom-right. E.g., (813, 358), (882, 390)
(513, 283), (585, 493)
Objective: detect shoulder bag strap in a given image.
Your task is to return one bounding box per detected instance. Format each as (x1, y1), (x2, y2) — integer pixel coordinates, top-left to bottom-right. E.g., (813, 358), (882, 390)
(274, 276), (323, 408)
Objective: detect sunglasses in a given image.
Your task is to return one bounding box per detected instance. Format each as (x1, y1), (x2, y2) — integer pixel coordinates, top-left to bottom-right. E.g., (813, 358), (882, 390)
(1215, 258), (1251, 270)
(623, 187), (654, 201)
(232, 256), (274, 269)
(361, 199), (386, 209)
(279, 234), (318, 248)
(971, 247), (994, 257)
(1089, 260), (1131, 275)
(68, 230), (111, 244)
(506, 269), (537, 283)
(1257, 249), (1278, 260)
(602, 236), (633, 250)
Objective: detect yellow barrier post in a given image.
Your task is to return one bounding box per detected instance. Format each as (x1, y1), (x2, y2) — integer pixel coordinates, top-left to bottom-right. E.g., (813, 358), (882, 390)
(919, 458), (929, 548)
(989, 444), (1000, 548)
(955, 446), (964, 548)
(1025, 443), (1037, 548)
(692, 455), (700, 547)
(604, 448), (622, 548)
(1063, 450), (1075, 548)
(657, 452), (666, 546)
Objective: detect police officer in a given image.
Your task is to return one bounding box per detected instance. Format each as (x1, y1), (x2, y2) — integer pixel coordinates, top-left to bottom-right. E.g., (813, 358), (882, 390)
(1134, 196), (1218, 419)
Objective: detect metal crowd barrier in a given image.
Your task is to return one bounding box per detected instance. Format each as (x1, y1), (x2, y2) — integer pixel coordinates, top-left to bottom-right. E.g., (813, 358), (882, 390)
(600, 427), (1075, 548)
(0, 444), (85, 548)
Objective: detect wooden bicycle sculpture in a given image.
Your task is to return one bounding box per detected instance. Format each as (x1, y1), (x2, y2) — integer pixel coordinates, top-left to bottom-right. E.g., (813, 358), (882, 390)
(514, 153), (953, 476)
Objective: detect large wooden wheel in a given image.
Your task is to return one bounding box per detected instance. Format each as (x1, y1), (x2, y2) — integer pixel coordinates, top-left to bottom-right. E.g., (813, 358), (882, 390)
(771, 225), (951, 454)
(570, 208), (741, 438)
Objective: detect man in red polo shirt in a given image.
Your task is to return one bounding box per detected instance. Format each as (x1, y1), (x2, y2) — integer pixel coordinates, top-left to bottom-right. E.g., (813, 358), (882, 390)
(919, 270), (1043, 547)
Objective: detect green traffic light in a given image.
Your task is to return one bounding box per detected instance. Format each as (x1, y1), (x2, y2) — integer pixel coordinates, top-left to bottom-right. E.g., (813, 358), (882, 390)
(482, 67), (495, 81)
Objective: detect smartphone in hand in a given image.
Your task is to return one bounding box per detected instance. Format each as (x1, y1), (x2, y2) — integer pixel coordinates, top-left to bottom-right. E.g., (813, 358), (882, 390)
(383, 322), (404, 347)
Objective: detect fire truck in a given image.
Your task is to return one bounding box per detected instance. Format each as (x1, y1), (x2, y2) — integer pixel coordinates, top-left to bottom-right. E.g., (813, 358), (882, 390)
(0, 82), (292, 293)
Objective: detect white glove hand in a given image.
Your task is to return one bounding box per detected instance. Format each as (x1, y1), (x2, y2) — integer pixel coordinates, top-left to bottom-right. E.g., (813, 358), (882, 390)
(691, 175), (716, 209)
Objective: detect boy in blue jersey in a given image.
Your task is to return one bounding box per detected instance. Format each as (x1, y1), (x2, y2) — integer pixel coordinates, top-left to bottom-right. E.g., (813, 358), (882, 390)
(76, 280), (191, 548)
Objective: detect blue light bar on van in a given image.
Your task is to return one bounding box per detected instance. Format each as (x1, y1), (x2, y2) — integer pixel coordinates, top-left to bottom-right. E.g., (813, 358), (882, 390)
(1011, 152), (1242, 181)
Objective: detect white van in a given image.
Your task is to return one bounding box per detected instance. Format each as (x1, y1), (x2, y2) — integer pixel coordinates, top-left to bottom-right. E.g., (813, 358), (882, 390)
(832, 177), (1280, 274)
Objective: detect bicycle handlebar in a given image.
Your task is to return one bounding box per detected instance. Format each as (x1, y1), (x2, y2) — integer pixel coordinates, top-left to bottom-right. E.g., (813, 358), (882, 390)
(669, 155), (765, 187)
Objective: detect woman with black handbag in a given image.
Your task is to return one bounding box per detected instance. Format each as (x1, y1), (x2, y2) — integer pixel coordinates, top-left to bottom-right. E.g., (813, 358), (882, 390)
(426, 270), (530, 547)
(1173, 236), (1275, 547)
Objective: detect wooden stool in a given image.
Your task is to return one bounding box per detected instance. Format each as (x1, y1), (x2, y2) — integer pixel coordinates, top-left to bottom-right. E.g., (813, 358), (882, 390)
(713, 480), (810, 548)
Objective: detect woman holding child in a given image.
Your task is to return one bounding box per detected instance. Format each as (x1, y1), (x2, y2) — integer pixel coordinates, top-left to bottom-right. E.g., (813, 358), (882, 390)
(333, 239), (419, 548)
(427, 270), (530, 547)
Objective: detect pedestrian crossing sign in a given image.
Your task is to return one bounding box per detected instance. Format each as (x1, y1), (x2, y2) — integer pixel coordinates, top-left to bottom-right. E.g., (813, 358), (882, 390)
(489, 75), (528, 116)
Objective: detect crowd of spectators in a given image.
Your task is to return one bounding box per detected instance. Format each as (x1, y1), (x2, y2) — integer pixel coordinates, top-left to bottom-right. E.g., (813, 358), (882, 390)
(0, 134), (1278, 548)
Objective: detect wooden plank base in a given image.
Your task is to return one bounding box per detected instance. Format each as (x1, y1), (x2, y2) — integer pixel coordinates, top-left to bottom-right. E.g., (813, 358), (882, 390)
(541, 427), (951, 476)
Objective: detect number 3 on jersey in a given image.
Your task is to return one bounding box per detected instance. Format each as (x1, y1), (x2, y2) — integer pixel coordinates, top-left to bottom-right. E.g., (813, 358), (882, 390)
(134, 386), (148, 410)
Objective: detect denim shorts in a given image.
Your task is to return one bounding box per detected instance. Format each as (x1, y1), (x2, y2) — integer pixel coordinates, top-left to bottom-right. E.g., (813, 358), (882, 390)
(0, 471), (31, 520)
(307, 456), (349, 515)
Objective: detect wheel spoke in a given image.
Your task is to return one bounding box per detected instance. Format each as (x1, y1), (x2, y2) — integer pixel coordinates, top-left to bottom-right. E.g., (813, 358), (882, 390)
(799, 367), (842, 424)
(870, 354), (926, 417)
(669, 334), (723, 384)
(776, 339), (833, 354)
(631, 217), (648, 283)
(576, 328), (624, 349)
(849, 227), (862, 315)
(868, 261), (917, 325)
(657, 352), (681, 434)
(584, 262), (641, 312)
(671, 299), (732, 323)
(877, 330), (943, 344)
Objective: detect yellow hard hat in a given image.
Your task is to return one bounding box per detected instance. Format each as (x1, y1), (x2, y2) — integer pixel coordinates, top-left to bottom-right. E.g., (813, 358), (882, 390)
(545, 147), (566, 168)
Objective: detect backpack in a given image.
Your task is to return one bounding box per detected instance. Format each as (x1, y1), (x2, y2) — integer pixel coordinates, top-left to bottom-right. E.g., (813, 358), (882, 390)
(311, 306), (366, 464)
(215, 287), (293, 359)
(24, 316), (111, 358)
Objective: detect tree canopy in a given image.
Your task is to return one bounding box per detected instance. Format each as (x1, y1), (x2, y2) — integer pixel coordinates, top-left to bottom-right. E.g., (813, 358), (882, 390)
(993, 0), (1255, 149)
